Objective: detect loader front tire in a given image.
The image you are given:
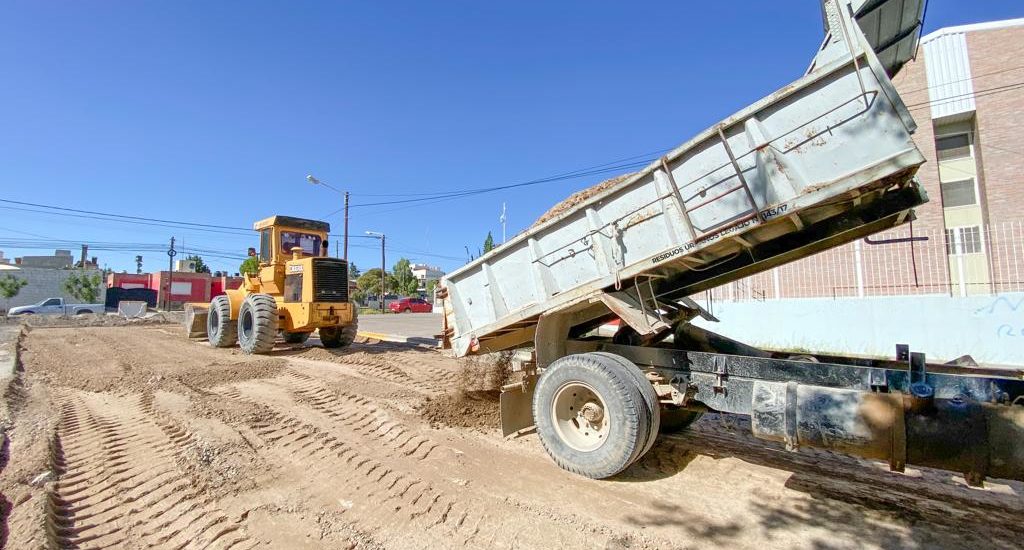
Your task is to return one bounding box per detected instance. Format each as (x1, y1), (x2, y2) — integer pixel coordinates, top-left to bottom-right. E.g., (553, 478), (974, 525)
(238, 294), (278, 354)
(207, 295), (237, 348)
(533, 353), (650, 479)
(319, 308), (358, 349)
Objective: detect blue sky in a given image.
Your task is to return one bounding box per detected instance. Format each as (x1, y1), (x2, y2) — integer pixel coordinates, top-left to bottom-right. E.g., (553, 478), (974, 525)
(1, 1), (1021, 275)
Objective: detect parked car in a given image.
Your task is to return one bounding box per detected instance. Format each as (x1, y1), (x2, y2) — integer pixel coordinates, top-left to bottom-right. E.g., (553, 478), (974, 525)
(364, 294), (400, 310)
(389, 297), (433, 314)
(8, 297), (105, 316)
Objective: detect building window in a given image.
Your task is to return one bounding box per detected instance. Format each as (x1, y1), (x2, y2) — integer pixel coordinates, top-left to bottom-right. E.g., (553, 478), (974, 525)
(936, 133), (972, 161)
(940, 178), (977, 208)
(946, 225), (983, 255)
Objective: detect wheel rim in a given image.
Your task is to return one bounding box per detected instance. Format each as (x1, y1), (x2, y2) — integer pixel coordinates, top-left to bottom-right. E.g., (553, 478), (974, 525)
(209, 309), (219, 337)
(241, 308), (254, 339)
(551, 381), (610, 452)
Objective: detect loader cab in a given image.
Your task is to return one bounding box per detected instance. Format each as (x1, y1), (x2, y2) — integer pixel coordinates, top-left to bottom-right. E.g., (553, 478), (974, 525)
(253, 215), (331, 265)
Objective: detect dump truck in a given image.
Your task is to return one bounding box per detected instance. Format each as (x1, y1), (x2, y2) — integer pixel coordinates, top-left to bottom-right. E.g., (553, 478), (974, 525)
(186, 215), (358, 353)
(439, 0), (1024, 484)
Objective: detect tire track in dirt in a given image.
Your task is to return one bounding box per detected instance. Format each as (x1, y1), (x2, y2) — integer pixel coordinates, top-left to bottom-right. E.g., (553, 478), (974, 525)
(45, 392), (257, 549)
(208, 378), (618, 549)
(288, 348), (453, 395)
(279, 369), (441, 460)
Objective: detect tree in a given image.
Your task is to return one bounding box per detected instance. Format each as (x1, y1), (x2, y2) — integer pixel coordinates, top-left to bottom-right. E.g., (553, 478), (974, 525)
(239, 257), (259, 276)
(356, 268), (396, 297)
(186, 254), (211, 274)
(348, 261), (360, 280)
(483, 232), (495, 253)
(425, 279), (438, 297)
(62, 272), (103, 303)
(392, 258), (419, 296)
(0, 274), (28, 299)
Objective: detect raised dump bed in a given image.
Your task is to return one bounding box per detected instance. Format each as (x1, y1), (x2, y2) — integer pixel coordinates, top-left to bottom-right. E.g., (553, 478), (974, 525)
(441, 0), (927, 357)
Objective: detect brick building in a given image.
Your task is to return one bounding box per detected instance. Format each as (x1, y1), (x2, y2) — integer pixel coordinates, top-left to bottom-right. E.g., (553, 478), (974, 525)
(712, 18), (1024, 303)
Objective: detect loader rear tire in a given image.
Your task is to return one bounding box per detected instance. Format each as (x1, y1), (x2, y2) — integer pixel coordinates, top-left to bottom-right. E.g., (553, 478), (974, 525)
(282, 331), (311, 344)
(207, 295), (236, 348)
(238, 294), (278, 354)
(533, 353), (650, 479)
(319, 308), (358, 349)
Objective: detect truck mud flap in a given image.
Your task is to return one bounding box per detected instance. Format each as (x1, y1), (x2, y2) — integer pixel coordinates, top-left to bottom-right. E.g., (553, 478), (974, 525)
(500, 375), (537, 437)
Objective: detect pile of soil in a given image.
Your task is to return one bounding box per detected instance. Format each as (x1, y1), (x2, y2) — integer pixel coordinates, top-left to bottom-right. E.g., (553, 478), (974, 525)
(531, 172), (635, 228)
(419, 390), (501, 429)
(417, 351), (513, 430)
(7, 312), (176, 328)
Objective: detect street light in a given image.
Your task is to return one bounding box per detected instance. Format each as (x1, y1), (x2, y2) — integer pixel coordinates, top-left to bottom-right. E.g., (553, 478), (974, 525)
(306, 174), (350, 261)
(366, 231), (386, 313)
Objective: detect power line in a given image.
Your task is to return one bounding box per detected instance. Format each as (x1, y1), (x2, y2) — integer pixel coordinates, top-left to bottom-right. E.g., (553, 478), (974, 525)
(0, 198), (252, 232)
(897, 64), (1024, 96)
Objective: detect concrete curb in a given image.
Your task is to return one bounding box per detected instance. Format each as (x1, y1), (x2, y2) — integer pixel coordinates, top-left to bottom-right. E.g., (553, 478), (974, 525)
(357, 331), (440, 347)
(0, 326), (23, 380)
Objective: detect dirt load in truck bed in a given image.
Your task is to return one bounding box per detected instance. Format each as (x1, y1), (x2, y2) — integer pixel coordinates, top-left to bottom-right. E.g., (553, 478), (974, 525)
(1, 325), (1021, 549)
(531, 172), (635, 228)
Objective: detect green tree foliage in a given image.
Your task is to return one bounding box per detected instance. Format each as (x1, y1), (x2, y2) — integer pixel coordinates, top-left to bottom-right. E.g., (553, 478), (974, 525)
(239, 257), (260, 275)
(185, 254), (211, 274)
(483, 231), (495, 253)
(0, 274), (28, 299)
(392, 258), (419, 296)
(357, 268), (396, 297)
(62, 272), (103, 303)
(425, 279), (438, 296)
(348, 261), (360, 279)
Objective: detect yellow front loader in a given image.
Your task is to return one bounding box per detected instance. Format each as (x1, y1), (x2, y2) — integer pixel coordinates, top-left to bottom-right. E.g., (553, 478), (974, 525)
(185, 215), (358, 354)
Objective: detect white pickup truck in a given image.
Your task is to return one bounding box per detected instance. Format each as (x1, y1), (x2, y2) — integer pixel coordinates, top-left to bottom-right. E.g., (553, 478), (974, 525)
(8, 297), (105, 316)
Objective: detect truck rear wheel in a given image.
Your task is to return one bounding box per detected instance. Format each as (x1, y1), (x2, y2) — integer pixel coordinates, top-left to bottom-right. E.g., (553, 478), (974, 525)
(590, 352), (660, 460)
(238, 294), (278, 354)
(319, 308), (359, 349)
(207, 295), (237, 348)
(533, 353), (652, 479)
(282, 331), (311, 344)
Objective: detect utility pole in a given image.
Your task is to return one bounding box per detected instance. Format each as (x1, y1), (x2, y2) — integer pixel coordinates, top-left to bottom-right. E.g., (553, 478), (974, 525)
(307, 174), (350, 261)
(166, 237), (176, 311)
(366, 231), (386, 313)
(379, 234), (386, 313)
(344, 191), (350, 262)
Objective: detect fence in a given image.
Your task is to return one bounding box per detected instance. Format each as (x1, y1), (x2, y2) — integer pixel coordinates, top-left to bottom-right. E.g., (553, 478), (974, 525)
(703, 220), (1024, 304)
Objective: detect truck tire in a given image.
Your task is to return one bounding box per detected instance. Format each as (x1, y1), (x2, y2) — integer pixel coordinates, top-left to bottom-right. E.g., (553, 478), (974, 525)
(238, 294), (278, 354)
(319, 308), (358, 349)
(533, 353), (650, 479)
(207, 295), (237, 348)
(282, 331), (311, 344)
(590, 352), (661, 463)
(659, 407), (704, 434)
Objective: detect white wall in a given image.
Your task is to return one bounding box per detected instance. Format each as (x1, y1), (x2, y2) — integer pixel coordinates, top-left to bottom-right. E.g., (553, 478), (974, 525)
(692, 293), (1024, 367)
(0, 267), (107, 310)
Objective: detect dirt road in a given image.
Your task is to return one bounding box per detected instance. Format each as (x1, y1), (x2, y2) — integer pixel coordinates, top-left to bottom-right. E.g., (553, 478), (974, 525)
(2, 325), (1022, 549)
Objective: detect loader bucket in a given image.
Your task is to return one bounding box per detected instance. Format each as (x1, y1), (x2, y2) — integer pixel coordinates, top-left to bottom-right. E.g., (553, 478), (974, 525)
(184, 303), (209, 338)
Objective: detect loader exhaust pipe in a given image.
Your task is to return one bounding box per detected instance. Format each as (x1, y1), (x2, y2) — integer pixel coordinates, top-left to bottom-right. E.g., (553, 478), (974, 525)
(750, 381), (1024, 486)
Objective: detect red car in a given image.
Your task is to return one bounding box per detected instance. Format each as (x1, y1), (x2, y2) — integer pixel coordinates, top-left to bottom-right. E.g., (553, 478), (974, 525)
(389, 297), (433, 314)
